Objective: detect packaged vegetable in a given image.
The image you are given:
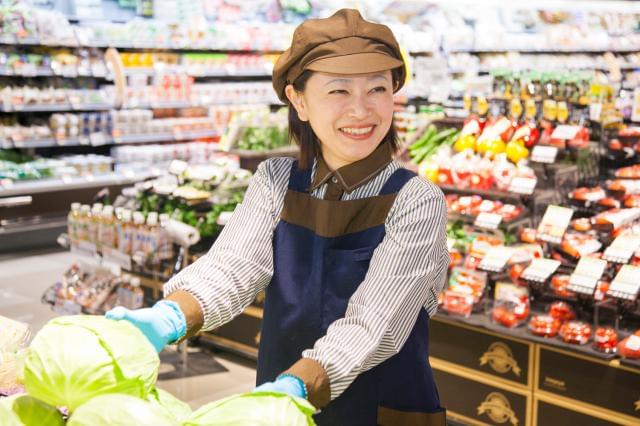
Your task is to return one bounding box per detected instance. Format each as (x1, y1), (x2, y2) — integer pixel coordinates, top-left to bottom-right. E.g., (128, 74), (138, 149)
(24, 316), (159, 412)
(184, 392), (316, 426)
(67, 393), (176, 426)
(0, 394), (64, 426)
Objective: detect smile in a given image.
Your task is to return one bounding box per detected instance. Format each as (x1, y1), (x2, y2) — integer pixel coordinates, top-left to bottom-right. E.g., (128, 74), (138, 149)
(339, 125), (376, 138)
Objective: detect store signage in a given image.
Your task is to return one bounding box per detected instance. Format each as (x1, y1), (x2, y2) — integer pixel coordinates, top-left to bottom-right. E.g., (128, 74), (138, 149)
(479, 342), (521, 377)
(521, 258), (560, 282)
(508, 176), (537, 195)
(603, 234), (640, 263)
(477, 392), (518, 426)
(550, 125), (580, 141)
(567, 257), (607, 295)
(474, 212), (502, 230)
(479, 246), (513, 272)
(537, 205), (573, 244)
(607, 265), (640, 301)
(531, 145), (558, 164)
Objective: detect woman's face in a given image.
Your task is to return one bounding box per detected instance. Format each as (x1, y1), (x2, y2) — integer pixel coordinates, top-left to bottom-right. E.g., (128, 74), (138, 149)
(286, 70), (395, 169)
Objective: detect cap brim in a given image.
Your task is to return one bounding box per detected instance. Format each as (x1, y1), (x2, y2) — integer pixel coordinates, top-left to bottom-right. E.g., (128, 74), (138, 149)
(305, 52), (403, 75)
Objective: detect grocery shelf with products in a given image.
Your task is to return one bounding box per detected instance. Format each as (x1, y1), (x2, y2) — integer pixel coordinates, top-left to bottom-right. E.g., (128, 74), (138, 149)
(1, 0), (640, 424)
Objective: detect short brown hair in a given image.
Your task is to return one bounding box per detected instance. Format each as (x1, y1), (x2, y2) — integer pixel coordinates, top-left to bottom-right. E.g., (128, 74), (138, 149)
(288, 69), (402, 170)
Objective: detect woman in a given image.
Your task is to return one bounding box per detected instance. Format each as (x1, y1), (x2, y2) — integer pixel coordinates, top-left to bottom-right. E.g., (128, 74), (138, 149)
(107, 9), (448, 425)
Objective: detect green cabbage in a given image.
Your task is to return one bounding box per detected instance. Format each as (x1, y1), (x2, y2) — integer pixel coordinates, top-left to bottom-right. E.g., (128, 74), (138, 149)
(0, 394), (64, 426)
(147, 387), (192, 423)
(23, 315), (159, 411)
(67, 393), (176, 426)
(184, 392), (316, 426)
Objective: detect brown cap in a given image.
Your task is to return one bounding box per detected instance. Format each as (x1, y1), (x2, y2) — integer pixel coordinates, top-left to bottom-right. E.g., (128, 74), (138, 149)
(272, 9), (406, 103)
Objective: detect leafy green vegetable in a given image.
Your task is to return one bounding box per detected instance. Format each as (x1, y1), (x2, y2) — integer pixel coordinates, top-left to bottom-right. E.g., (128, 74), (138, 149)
(147, 388), (192, 424)
(67, 393), (176, 426)
(0, 394), (64, 426)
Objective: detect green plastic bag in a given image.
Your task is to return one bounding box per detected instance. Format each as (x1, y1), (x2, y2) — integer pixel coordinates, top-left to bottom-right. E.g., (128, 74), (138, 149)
(184, 392), (317, 426)
(24, 315), (159, 411)
(67, 393), (176, 426)
(147, 387), (192, 423)
(0, 394), (64, 426)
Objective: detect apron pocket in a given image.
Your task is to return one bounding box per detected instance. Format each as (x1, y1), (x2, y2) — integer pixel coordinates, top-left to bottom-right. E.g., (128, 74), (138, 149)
(377, 406), (447, 426)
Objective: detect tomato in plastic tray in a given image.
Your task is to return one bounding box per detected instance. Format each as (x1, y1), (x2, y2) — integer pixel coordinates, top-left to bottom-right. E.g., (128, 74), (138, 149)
(548, 301), (575, 321)
(617, 330), (640, 359)
(559, 233), (602, 259)
(528, 314), (561, 337)
(442, 290), (474, 317)
(571, 218), (592, 232)
(594, 280), (610, 302)
(559, 321), (592, 345)
(615, 164), (640, 179)
(492, 296), (530, 328)
(519, 227), (537, 244)
(551, 274), (575, 298)
(593, 327), (618, 353)
(623, 194), (640, 208)
(570, 186), (606, 203)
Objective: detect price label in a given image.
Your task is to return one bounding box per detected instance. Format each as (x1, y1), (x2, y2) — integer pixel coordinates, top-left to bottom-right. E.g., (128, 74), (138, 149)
(521, 258), (561, 282)
(607, 265), (640, 301)
(567, 257), (607, 295)
(478, 246), (513, 272)
(550, 125), (580, 141)
(474, 212), (503, 230)
(508, 177), (537, 195)
(537, 205), (574, 244)
(603, 234), (640, 263)
(102, 247), (132, 270)
(531, 145), (559, 164)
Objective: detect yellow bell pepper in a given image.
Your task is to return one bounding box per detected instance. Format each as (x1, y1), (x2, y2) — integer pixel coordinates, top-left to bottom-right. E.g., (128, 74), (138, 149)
(453, 134), (476, 152)
(506, 139), (529, 163)
(486, 139), (506, 158)
(476, 138), (491, 154)
(419, 161), (439, 182)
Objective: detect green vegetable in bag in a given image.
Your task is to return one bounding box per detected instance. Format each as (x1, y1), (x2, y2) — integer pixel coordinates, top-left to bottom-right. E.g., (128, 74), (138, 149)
(0, 394), (64, 426)
(24, 316), (159, 412)
(67, 393), (176, 426)
(147, 387), (192, 423)
(184, 392), (317, 426)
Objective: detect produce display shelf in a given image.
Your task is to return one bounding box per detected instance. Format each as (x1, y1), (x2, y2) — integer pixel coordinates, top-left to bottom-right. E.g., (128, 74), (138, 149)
(124, 68), (271, 78)
(449, 48), (640, 54)
(0, 172), (147, 197)
(0, 103), (114, 113)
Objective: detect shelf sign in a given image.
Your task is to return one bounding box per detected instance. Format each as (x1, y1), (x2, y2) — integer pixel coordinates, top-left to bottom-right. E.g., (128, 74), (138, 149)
(521, 258), (561, 283)
(531, 145), (558, 164)
(607, 265), (640, 301)
(550, 125), (580, 140)
(478, 246), (513, 272)
(71, 240), (98, 259)
(537, 205), (574, 244)
(474, 212), (503, 230)
(603, 234), (640, 264)
(508, 177), (537, 195)
(567, 257), (607, 296)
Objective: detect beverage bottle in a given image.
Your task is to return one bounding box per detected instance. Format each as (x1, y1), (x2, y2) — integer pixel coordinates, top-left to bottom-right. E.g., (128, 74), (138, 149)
(129, 277), (144, 309)
(146, 212), (160, 264)
(117, 209), (133, 255)
(158, 213), (174, 261)
(88, 203), (103, 246)
(131, 211), (147, 258)
(77, 204), (91, 241)
(99, 206), (116, 249)
(116, 273), (131, 308)
(67, 202), (81, 241)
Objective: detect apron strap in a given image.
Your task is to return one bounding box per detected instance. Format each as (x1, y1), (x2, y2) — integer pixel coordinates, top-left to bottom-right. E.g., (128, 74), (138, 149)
(287, 160), (313, 193)
(378, 167), (416, 196)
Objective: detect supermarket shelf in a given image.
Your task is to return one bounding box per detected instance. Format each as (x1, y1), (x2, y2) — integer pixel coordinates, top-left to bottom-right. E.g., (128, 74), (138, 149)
(124, 67), (271, 78)
(113, 130), (218, 144)
(0, 172), (148, 197)
(449, 48), (640, 54)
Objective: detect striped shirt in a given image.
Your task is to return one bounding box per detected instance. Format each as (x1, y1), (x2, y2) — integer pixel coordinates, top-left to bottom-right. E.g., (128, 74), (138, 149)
(164, 156), (449, 401)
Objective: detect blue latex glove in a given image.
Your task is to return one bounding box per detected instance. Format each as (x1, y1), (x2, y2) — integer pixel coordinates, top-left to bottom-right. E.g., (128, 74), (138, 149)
(105, 300), (186, 352)
(253, 375), (306, 399)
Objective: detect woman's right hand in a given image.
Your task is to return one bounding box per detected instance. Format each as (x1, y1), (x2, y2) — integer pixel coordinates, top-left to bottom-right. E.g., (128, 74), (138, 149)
(105, 300), (187, 353)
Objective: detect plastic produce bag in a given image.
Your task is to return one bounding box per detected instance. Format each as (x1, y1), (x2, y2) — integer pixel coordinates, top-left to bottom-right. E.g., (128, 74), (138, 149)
(67, 393), (176, 426)
(23, 315), (159, 411)
(147, 387), (192, 423)
(184, 392), (316, 426)
(0, 394), (64, 426)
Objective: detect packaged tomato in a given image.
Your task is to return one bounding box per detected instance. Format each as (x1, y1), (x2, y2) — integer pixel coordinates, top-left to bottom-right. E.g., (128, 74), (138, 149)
(615, 164), (640, 179)
(593, 327), (618, 353)
(492, 295), (530, 328)
(528, 314), (561, 337)
(443, 289), (474, 317)
(551, 274), (575, 297)
(597, 197), (621, 209)
(519, 228), (537, 244)
(571, 218), (592, 232)
(570, 187), (606, 203)
(623, 194), (640, 208)
(448, 267), (488, 303)
(560, 233), (602, 259)
(594, 280), (610, 302)
(508, 264), (526, 282)
(548, 301), (575, 321)
(617, 332), (640, 359)
(559, 321), (592, 345)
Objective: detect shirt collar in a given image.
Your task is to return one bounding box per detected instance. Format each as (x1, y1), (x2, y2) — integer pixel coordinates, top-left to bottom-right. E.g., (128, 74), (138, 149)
(309, 142), (393, 193)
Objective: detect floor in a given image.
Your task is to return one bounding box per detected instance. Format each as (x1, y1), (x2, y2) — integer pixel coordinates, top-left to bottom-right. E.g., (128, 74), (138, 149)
(0, 248), (257, 410)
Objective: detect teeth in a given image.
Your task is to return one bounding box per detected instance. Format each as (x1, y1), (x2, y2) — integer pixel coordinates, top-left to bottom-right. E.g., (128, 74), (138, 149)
(341, 126), (373, 135)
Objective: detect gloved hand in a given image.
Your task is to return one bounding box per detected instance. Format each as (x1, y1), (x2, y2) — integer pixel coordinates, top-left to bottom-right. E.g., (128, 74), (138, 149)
(105, 300), (186, 353)
(253, 375), (307, 399)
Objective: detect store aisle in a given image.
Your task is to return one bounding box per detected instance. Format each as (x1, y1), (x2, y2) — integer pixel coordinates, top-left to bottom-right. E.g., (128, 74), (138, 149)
(0, 249), (257, 408)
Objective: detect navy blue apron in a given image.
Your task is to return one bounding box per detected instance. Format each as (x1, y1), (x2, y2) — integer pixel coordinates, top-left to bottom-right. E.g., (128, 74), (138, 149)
(256, 161), (443, 425)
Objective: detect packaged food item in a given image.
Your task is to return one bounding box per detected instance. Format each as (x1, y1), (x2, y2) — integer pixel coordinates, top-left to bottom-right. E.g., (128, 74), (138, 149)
(559, 321), (592, 345)
(559, 233), (602, 259)
(551, 274), (575, 297)
(492, 296), (530, 328)
(548, 301), (576, 321)
(617, 331), (640, 359)
(615, 164), (640, 179)
(448, 267), (488, 303)
(593, 327), (618, 353)
(570, 186), (606, 204)
(528, 314), (561, 337)
(442, 290), (474, 317)
(571, 218), (592, 232)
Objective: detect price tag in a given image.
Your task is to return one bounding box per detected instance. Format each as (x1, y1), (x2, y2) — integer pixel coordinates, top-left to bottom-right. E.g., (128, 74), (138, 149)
(102, 247), (132, 270)
(590, 102), (603, 121)
(537, 205), (574, 244)
(521, 258), (561, 282)
(603, 234), (640, 263)
(551, 125), (580, 141)
(607, 265), (640, 301)
(53, 299), (82, 315)
(478, 246), (513, 272)
(217, 211), (235, 226)
(567, 257), (607, 295)
(90, 132), (107, 146)
(531, 145), (558, 164)
(508, 177), (537, 195)
(474, 212), (503, 230)
(71, 240), (98, 258)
